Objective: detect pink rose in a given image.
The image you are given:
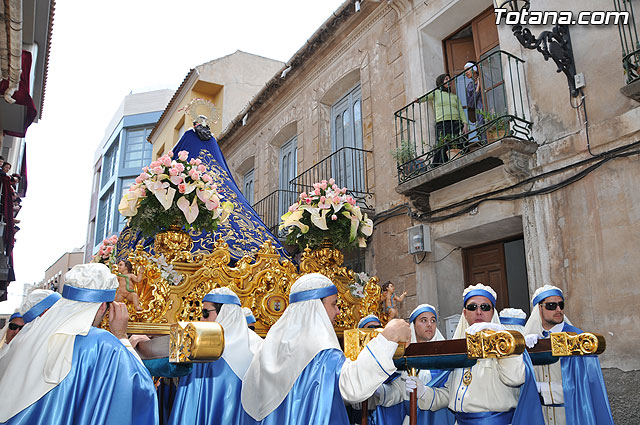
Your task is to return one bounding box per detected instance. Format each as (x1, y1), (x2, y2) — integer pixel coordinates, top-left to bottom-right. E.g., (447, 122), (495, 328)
(202, 174), (213, 183)
(194, 159), (202, 165)
(313, 183), (321, 190)
(135, 176), (142, 184)
(142, 166), (149, 173)
(167, 151), (174, 157)
(320, 182), (327, 190)
(105, 246), (113, 254)
(160, 156), (171, 167)
(333, 196), (341, 203)
(175, 163), (185, 172)
(178, 183), (186, 193)
(305, 198), (312, 204)
(347, 196), (356, 205)
(189, 170), (200, 180)
(332, 184), (339, 191)
(341, 187), (347, 194)
(198, 164), (206, 173)
(150, 161), (160, 169)
(329, 178), (335, 185)
(320, 196), (326, 203)
(169, 168), (179, 176)
(314, 188), (321, 196)
(300, 192), (307, 199)
(152, 166), (164, 174)
(178, 151), (189, 161)
(321, 180), (327, 185)
(139, 173), (149, 181)
(331, 214), (338, 221)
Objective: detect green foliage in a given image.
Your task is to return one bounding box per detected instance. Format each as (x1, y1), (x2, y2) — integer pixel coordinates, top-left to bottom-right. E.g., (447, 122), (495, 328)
(129, 191), (218, 238)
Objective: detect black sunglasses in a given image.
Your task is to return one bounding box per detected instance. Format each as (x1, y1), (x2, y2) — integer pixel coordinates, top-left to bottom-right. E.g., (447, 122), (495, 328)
(465, 303), (493, 312)
(202, 308), (211, 319)
(8, 323), (24, 331)
(543, 301), (564, 311)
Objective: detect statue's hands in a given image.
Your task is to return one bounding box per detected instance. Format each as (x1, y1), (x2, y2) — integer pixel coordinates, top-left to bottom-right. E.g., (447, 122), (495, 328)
(381, 318), (411, 343)
(109, 301), (129, 339)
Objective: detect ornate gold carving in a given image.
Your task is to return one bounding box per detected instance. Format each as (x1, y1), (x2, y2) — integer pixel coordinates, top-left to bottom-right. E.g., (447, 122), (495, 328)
(126, 237), (384, 338)
(550, 332), (606, 356)
(344, 328), (405, 361)
(466, 330), (525, 359)
(154, 226), (195, 263)
(169, 321), (225, 363)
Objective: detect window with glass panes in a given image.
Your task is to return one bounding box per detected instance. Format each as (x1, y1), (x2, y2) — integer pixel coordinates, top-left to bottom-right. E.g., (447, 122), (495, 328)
(95, 188), (115, 246)
(243, 169), (255, 206)
(123, 127), (153, 170)
(101, 139), (119, 188)
(117, 177), (136, 231)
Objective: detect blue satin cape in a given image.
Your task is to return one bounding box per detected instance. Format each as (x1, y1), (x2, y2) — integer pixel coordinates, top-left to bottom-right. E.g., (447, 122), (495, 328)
(2, 327), (158, 425)
(242, 348), (350, 425)
(560, 323), (614, 425)
(116, 129), (291, 263)
(168, 358), (245, 425)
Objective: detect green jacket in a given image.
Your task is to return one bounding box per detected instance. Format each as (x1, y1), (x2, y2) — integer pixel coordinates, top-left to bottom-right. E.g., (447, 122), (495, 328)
(421, 89), (468, 124)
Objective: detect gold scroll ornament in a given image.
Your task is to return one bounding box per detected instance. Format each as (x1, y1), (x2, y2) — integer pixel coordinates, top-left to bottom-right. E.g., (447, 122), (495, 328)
(550, 332), (606, 356)
(466, 329), (525, 359)
(343, 328), (406, 361)
(169, 321), (225, 363)
(124, 239), (385, 337)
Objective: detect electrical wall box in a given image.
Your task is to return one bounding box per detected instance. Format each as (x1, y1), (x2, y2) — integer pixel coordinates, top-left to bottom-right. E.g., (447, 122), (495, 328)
(574, 73), (586, 89)
(407, 224), (431, 254)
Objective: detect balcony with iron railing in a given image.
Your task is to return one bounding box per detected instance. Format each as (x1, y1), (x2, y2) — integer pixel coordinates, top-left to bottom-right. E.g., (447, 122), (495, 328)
(616, 0), (640, 101)
(394, 50), (537, 212)
(252, 189), (299, 236)
(290, 146), (373, 209)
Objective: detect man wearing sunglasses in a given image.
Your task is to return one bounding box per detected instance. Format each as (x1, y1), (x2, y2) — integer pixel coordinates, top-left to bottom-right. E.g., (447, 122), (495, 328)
(406, 283), (544, 425)
(168, 287), (263, 425)
(2, 312), (24, 346)
(524, 285), (614, 425)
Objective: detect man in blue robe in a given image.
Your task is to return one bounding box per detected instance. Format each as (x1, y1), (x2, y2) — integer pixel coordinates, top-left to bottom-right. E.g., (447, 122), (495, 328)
(0, 263), (158, 425)
(406, 284), (545, 425)
(524, 285), (614, 425)
(169, 287), (263, 425)
(241, 273), (410, 425)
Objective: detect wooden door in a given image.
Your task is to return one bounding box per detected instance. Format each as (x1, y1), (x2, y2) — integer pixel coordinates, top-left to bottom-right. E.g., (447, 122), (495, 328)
(463, 242), (509, 312)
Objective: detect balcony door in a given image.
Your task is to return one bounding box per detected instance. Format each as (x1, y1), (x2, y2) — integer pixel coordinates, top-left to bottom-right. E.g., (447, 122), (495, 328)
(331, 85), (364, 194)
(279, 137), (297, 220)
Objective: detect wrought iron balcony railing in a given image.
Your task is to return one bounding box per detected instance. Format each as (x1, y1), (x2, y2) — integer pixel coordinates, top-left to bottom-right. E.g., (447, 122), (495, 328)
(615, 0), (640, 84)
(290, 146), (373, 207)
(394, 50), (532, 184)
(252, 189), (299, 235)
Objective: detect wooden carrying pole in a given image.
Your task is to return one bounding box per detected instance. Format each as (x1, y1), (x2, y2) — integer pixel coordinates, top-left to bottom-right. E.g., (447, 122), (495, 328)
(360, 399), (368, 425)
(409, 367), (418, 425)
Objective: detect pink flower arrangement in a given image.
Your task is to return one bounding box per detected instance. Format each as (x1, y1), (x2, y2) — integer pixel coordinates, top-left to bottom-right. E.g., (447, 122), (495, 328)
(93, 235), (118, 265)
(118, 150), (233, 237)
(279, 179), (374, 250)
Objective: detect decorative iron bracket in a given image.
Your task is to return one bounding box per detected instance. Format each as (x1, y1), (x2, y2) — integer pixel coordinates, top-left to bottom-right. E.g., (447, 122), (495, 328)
(501, 0), (579, 97)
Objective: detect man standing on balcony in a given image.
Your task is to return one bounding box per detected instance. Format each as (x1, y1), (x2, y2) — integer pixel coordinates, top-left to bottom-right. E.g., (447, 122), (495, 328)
(241, 273), (410, 425)
(524, 285), (614, 425)
(406, 284), (544, 425)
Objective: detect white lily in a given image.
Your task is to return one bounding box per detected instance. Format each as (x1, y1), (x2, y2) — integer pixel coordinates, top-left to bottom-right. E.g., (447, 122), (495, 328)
(118, 192), (140, 217)
(360, 214), (374, 237)
(310, 208), (330, 230)
(280, 210), (309, 233)
(177, 196), (199, 224)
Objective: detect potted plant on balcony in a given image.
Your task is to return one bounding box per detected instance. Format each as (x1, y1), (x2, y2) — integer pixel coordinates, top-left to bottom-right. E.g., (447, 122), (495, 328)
(437, 134), (463, 160)
(118, 150), (234, 240)
(391, 140), (424, 175)
(279, 178), (373, 250)
(478, 110), (510, 142)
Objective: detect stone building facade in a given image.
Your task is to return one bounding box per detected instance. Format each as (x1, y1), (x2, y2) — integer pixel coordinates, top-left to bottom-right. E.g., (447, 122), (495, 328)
(216, 0), (638, 381)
